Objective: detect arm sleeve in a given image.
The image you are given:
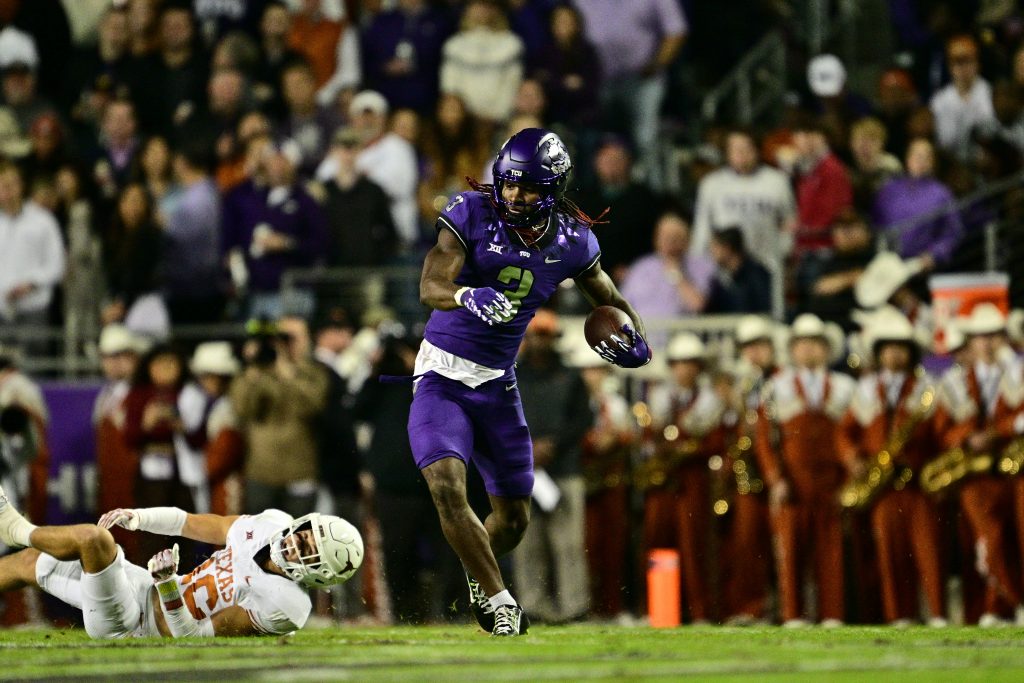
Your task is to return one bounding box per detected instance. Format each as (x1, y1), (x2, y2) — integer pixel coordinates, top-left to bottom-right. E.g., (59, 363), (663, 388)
(33, 212), (66, 288)
(435, 192), (473, 249)
(573, 228), (602, 278)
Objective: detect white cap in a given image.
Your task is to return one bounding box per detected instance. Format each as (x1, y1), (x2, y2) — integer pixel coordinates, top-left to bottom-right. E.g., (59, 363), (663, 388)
(666, 332), (706, 362)
(348, 90), (389, 118)
(961, 302), (1007, 336)
(98, 324), (142, 356)
(190, 341), (241, 376)
(807, 54), (846, 97)
(855, 252), (924, 309)
(0, 27), (38, 70)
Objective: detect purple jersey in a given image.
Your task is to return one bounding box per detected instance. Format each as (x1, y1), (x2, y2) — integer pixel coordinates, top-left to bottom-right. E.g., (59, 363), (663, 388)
(424, 191), (601, 369)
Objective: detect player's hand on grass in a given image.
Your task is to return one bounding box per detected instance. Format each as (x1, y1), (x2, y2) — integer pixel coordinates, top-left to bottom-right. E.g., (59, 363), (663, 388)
(592, 324), (651, 368)
(99, 508), (140, 531)
(148, 543), (180, 582)
(457, 287), (513, 326)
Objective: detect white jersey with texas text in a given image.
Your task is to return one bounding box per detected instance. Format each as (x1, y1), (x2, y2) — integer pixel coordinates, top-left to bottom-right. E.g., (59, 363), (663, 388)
(176, 509), (311, 635)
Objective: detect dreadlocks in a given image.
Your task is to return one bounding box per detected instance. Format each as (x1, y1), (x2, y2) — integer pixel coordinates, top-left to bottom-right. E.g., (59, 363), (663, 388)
(466, 177), (609, 230)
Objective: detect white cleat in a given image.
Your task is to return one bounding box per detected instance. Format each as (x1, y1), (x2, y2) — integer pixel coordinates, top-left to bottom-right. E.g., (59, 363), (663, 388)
(889, 619), (913, 629)
(782, 618), (810, 629)
(978, 613), (1010, 628)
(820, 618), (844, 629)
(927, 617), (949, 628)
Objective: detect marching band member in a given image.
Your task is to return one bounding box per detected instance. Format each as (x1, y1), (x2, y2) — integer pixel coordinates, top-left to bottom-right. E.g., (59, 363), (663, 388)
(643, 333), (726, 623)
(837, 307), (946, 626)
(933, 304), (1024, 626)
(755, 314), (855, 626)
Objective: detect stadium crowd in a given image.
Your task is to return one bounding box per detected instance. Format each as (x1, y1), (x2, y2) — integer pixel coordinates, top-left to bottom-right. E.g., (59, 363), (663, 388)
(3, 0), (1024, 628)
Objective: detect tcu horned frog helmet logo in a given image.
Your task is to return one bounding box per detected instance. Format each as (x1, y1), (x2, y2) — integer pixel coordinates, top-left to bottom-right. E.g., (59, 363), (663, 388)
(542, 133), (572, 175)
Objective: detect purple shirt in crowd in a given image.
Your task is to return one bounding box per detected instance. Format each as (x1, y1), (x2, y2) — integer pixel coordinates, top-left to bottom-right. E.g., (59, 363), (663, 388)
(424, 191), (601, 369)
(221, 180), (329, 292)
(873, 176), (963, 265)
(619, 252), (714, 320)
(573, 0), (688, 80)
(163, 177), (221, 298)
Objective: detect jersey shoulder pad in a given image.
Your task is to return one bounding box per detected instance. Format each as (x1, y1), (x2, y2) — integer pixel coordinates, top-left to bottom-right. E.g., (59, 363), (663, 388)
(437, 191), (492, 248)
(228, 509), (294, 550)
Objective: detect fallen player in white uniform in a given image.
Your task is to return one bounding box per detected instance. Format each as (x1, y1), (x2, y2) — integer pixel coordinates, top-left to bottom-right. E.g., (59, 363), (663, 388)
(0, 485), (363, 638)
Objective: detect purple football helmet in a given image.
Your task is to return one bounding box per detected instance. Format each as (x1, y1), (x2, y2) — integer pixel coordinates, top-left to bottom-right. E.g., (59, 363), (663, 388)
(491, 128), (572, 233)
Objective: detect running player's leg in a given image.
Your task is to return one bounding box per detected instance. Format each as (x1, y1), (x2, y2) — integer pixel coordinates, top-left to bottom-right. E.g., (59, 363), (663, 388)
(410, 374), (504, 596)
(0, 548), (43, 593)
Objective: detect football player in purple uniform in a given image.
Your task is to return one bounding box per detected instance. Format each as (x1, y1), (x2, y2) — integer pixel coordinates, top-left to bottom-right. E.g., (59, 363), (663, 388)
(412, 128), (650, 636)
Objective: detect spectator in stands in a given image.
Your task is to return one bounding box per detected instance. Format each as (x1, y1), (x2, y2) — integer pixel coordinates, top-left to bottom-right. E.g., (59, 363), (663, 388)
(931, 34), (996, 161)
(0, 27), (58, 136)
(122, 343), (194, 559)
(92, 98), (141, 200)
(417, 93), (491, 225)
(440, 0), (524, 124)
(513, 310), (593, 623)
(705, 227), (773, 315)
(323, 126), (397, 268)
(163, 144), (223, 324)
(318, 90), (418, 250)
(288, 0), (361, 108)
(127, 0), (160, 59)
(692, 128), (796, 279)
(873, 137), (963, 271)
(573, 0), (687, 188)
(532, 4), (600, 129)
(175, 341), (241, 515)
(620, 211), (713, 341)
(231, 318), (329, 518)
(101, 183), (162, 328)
(792, 115), (853, 257)
(21, 112), (71, 188)
(93, 324), (143, 557)
(177, 67), (249, 165)
(254, 1), (303, 113)
(0, 160), (64, 354)
(64, 4), (131, 129)
(211, 30), (261, 78)
(0, 0), (71, 104)
(806, 54), (874, 157)
(389, 108), (420, 145)
(849, 117), (902, 215)
(128, 3), (209, 136)
(876, 68), (919, 160)
(278, 60), (340, 179)
(215, 109), (273, 192)
(222, 137), (328, 320)
(574, 136), (662, 282)
(194, 0), (266, 46)
(137, 134), (179, 223)
(359, 0), (451, 115)
(805, 209), (876, 331)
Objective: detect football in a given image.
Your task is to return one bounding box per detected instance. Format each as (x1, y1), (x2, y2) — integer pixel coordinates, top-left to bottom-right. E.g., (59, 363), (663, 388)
(584, 305), (632, 348)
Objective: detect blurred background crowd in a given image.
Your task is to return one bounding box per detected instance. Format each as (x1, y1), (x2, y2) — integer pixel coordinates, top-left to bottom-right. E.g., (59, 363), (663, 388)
(2, 0), (1024, 628)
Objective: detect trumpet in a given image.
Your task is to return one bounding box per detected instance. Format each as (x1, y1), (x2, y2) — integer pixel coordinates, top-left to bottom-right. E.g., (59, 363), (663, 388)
(919, 447), (994, 494)
(840, 389), (933, 510)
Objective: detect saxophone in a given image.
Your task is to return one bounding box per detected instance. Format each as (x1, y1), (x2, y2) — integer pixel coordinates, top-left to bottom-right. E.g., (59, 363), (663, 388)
(919, 446), (994, 494)
(839, 388), (934, 511)
(633, 430), (702, 492)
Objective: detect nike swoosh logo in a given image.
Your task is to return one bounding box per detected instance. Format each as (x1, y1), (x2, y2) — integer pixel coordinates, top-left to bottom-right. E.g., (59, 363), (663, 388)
(506, 383), (517, 391)
(545, 257), (561, 263)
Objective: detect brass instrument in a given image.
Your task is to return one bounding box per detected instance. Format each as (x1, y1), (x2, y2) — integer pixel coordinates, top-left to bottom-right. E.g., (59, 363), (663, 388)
(840, 389), (934, 511)
(920, 447), (994, 494)
(997, 437), (1024, 476)
(633, 432), (701, 491)
(582, 445), (628, 495)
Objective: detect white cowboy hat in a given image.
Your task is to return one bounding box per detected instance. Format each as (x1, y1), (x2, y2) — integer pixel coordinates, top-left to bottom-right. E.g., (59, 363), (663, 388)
(961, 302), (1006, 336)
(790, 313), (845, 362)
(190, 341), (240, 376)
(98, 324), (143, 356)
(666, 332), (706, 362)
(940, 319), (967, 354)
(862, 306), (916, 350)
(735, 315), (775, 346)
(854, 252), (925, 309)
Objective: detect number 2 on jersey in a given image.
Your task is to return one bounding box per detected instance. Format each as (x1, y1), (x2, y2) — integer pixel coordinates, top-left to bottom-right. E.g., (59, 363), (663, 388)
(497, 266), (534, 322)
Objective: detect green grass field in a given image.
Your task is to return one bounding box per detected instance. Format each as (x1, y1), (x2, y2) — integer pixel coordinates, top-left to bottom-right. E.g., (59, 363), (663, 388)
(3, 624), (1024, 682)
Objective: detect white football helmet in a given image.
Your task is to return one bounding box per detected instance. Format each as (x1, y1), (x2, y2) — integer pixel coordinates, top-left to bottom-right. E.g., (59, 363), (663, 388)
(269, 513), (364, 589)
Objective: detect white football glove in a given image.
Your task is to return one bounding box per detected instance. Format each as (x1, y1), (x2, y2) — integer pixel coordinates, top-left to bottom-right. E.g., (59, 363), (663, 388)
(148, 543), (180, 582)
(99, 508), (140, 531)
